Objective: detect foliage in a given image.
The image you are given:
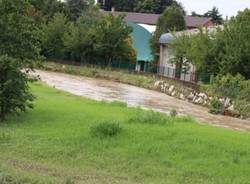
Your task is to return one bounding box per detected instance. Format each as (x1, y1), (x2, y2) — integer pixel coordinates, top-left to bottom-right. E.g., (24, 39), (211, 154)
(0, 0), (41, 66)
(209, 74), (245, 99)
(173, 9), (250, 81)
(129, 108), (172, 125)
(169, 109), (177, 117)
(207, 74), (250, 118)
(151, 5), (186, 61)
(94, 14), (135, 66)
(102, 0), (183, 14)
(0, 0), (40, 120)
(134, 0), (156, 13)
(42, 13), (69, 59)
(209, 98), (224, 115)
(0, 56), (34, 121)
(90, 120), (123, 137)
(234, 100), (250, 119)
(218, 9), (250, 79)
(30, 0), (66, 22)
(66, 0), (94, 21)
(204, 6), (223, 25)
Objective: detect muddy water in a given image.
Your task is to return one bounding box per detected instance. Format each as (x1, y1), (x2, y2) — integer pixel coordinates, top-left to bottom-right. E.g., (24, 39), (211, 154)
(34, 70), (250, 132)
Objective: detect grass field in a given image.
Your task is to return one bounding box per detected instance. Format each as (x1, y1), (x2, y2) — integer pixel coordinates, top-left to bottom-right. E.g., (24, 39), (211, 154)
(0, 83), (250, 184)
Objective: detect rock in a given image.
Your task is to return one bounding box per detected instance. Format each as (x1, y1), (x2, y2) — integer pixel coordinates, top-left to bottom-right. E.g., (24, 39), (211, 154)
(224, 98), (231, 108)
(180, 93), (185, 100)
(198, 93), (206, 98)
(154, 81), (162, 87)
(169, 85), (175, 94)
(228, 105), (234, 112)
(194, 97), (204, 104)
(219, 98), (225, 104)
(171, 91), (176, 96)
(187, 92), (195, 100)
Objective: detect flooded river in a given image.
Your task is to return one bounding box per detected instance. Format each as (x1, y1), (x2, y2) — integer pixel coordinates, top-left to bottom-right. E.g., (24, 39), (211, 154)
(34, 70), (250, 132)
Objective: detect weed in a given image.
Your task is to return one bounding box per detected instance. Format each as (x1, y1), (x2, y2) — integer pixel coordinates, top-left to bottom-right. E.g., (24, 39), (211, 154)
(90, 120), (123, 138)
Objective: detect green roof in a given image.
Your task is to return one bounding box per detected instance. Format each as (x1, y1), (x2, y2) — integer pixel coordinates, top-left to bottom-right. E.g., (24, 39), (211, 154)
(127, 22), (154, 62)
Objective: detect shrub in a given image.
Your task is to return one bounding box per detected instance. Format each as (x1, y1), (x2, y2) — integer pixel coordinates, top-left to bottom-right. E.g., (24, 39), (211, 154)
(0, 56), (35, 121)
(234, 100), (250, 119)
(209, 98), (224, 115)
(170, 109), (177, 117)
(209, 74), (245, 99)
(129, 109), (172, 125)
(90, 121), (123, 138)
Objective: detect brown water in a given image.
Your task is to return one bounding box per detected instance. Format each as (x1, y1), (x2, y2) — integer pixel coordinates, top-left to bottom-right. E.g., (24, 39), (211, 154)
(34, 70), (250, 132)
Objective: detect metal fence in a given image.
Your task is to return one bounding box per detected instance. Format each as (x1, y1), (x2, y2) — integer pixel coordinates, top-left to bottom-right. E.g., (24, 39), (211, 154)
(49, 60), (202, 87)
(157, 66), (198, 83)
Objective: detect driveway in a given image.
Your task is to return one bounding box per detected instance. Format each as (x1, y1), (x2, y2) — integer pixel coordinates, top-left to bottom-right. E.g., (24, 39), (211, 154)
(34, 70), (250, 132)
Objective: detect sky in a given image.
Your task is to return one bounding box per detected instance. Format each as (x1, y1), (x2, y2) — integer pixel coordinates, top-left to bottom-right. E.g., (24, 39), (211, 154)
(177, 0), (250, 18)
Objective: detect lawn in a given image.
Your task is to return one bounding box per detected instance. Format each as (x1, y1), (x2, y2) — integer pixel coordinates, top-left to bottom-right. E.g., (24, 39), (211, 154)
(0, 83), (250, 184)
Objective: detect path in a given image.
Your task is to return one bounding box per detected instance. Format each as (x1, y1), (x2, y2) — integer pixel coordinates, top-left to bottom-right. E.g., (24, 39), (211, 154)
(34, 70), (250, 132)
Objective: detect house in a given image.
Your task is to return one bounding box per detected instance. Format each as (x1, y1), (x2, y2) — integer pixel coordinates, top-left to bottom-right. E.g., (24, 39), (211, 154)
(102, 11), (215, 72)
(158, 27), (220, 82)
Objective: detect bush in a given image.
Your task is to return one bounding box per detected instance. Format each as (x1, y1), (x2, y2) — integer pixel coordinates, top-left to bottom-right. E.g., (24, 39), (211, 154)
(129, 109), (172, 125)
(170, 109), (177, 117)
(0, 56), (34, 121)
(209, 74), (245, 99)
(209, 98), (224, 115)
(90, 121), (123, 138)
(234, 100), (250, 119)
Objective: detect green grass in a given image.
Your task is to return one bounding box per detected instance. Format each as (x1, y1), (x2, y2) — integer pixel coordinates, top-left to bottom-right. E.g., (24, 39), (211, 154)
(1, 83), (250, 184)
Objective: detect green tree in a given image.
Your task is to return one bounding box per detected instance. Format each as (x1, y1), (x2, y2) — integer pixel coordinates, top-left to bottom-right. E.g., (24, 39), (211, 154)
(151, 5), (186, 63)
(42, 13), (69, 59)
(30, 0), (66, 22)
(0, 0), (41, 120)
(135, 0), (156, 13)
(219, 9), (250, 79)
(0, 56), (34, 121)
(95, 14), (135, 66)
(63, 7), (102, 63)
(66, 0), (94, 21)
(204, 6), (223, 25)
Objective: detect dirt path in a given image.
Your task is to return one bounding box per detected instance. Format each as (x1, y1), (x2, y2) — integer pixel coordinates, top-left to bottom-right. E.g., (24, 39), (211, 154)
(34, 70), (250, 132)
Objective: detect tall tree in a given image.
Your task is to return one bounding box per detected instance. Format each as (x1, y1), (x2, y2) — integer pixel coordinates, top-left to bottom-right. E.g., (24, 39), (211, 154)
(66, 0), (94, 21)
(0, 0), (41, 120)
(42, 13), (69, 59)
(94, 14), (135, 66)
(219, 9), (250, 79)
(204, 6), (223, 25)
(134, 0), (156, 13)
(151, 5), (186, 65)
(30, 0), (66, 21)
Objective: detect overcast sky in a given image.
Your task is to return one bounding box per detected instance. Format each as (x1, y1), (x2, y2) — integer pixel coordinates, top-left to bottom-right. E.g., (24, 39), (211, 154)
(177, 0), (250, 18)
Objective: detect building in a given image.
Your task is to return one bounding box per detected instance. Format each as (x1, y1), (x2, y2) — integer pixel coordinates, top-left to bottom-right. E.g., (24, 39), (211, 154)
(158, 27), (220, 82)
(102, 11), (215, 72)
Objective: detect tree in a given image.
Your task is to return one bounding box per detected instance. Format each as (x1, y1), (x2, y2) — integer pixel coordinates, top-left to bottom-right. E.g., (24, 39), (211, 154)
(154, 0), (183, 14)
(219, 9), (250, 79)
(42, 13), (69, 59)
(0, 0), (41, 65)
(66, 0), (94, 21)
(0, 56), (34, 121)
(204, 6), (223, 25)
(135, 0), (156, 13)
(94, 14), (135, 66)
(30, 0), (66, 22)
(101, 0), (183, 14)
(0, 0), (41, 120)
(151, 5), (186, 63)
